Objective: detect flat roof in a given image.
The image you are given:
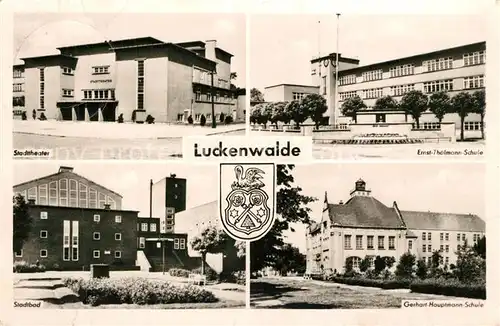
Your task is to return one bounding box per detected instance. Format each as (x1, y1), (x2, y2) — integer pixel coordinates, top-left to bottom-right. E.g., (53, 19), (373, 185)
(19, 53), (76, 61)
(264, 83), (320, 89)
(56, 37), (164, 52)
(27, 204), (138, 214)
(311, 53), (360, 65)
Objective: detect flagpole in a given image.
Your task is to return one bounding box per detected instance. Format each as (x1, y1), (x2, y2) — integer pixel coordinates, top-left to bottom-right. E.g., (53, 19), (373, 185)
(334, 13), (340, 127)
(318, 20), (321, 78)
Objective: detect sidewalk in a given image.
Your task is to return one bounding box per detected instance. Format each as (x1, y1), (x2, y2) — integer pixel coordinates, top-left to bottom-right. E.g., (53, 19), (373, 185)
(13, 120), (245, 140)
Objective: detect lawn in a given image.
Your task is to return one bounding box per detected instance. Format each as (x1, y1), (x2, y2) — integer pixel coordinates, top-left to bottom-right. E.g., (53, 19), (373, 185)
(250, 277), (461, 309)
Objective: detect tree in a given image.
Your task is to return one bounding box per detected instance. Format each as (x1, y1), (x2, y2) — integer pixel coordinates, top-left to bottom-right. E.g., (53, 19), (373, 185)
(250, 165), (316, 272)
(472, 90), (485, 139)
(450, 92), (474, 141)
(200, 114), (207, 126)
(286, 100), (308, 128)
(394, 252), (416, 279)
(359, 256), (372, 273)
(273, 244), (306, 275)
(301, 94), (328, 129)
(250, 88), (265, 103)
(416, 259), (428, 280)
(399, 90), (428, 129)
(190, 226), (230, 275)
(340, 95), (366, 123)
(344, 257), (354, 274)
(429, 250), (443, 277)
(428, 91), (451, 123)
(383, 256), (396, 270)
(270, 102), (287, 127)
(373, 256), (386, 275)
(230, 72), (237, 80)
(250, 105), (262, 125)
(454, 240), (485, 283)
(473, 235), (486, 259)
(260, 103), (273, 128)
(13, 194), (32, 254)
(373, 95), (399, 111)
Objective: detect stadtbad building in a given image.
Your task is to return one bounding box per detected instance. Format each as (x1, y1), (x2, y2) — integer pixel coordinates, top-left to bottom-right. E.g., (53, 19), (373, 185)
(12, 37), (245, 123)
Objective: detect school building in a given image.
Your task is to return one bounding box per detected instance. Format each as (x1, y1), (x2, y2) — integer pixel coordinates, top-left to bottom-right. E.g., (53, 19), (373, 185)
(12, 37), (245, 123)
(305, 179), (485, 274)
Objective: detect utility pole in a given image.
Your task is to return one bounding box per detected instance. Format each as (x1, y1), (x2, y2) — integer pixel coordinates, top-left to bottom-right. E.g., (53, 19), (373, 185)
(211, 71), (216, 128)
(162, 239), (166, 275)
(334, 13), (341, 128)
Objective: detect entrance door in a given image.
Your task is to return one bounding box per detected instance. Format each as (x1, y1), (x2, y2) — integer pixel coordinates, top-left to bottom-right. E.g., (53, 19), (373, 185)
(101, 103), (117, 122)
(60, 107), (72, 121)
(183, 109), (190, 122)
(75, 106), (85, 121)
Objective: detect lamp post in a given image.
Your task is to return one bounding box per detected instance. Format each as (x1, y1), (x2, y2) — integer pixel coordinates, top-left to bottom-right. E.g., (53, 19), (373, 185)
(334, 13), (341, 128)
(161, 238), (174, 275)
(211, 70), (216, 128)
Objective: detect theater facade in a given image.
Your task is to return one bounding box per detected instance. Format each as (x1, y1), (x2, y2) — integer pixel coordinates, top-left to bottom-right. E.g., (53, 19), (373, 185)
(305, 179), (485, 274)
(13, 37), (245, 123)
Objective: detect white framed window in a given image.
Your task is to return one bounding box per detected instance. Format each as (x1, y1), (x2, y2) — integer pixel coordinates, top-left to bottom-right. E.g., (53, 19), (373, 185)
(292, 92), (306, 101)
(69, 179), (78, 207)
(463, 51), (485, 66)
(378, 236), (385, 249)
(115, 233), (122, 241)
(463, 75), (484, 89)
(344, 235), (352, 250)
(62, 67), (74, 75)
(72, 221), (79, 261)
(27, 187), (37, 204)
(93, 232), (100, 240)
(389, 236), (395, 250)
(49, 181), (58, 206)
(115, 251), (122, 258)
(139, 237), (145, 249)
(115, 215), (122, 223)
(63, 220), (70, 261)
(40, 230), (48, 238)
(150, 223), (157, 232)
(423, 79), (454, 94)
(93, 250), (100, 258)
(180, 238), (186, 250)
(362, 69), (383, 82)
(58, 179), (67, 206)
(156, 242), (161, 248)
(339, 91), (357, 101)
(89, 188), (97, 208)
(40, 250), (48, 258)
(339, 74), (356, 85)
(92, 66), (110, 74)
(108, 197), (116, 210)
(39, 184), (48, 205)
(174, 238), (180, 249)
(141, 223), (148, 231)
(464, 121), (482, 131)
(94, 214), (100, 222)
(62, 89), (74, 97)
(390, 64), (414, 78)
(362, 88), (383, 99)
(355, 235), (363, 250)
(79, 183), (88, 208)
(391, 84), (415, 97)
(15, 249), (23, 257)
(367, 236), (374, 249)
(98, 193), (106, 209)
(40, 211), (48, 219)
(423, 57), (453, 72)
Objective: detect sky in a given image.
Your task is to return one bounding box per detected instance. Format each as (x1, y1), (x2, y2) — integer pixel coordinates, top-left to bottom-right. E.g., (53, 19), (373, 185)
(281, 163), (486, 253)
(250, 13), (488, 91)
(13, 162), (218, 216)
(13, 12), (246, 87)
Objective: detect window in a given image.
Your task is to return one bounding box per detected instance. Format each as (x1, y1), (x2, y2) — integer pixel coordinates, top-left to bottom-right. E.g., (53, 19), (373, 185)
(115, 251), (121, 258)
(440, 244), (444, 251)
(311, 68), (316, 75)
(463, 51), (485, 66)
(89, 188), (97, 208)
(150, 223), (157, 232)
(93, 232), (100, 240)
(40, 250), (47, 257)
(39, 184), (48, 205)
(177, 114), (184, 122)
(69, 180), (78, 207)
(339, 91), (357, 101)
(408, 240), (413, 250)
(40, 230), (48, 238)
(321, 76), (327, 95)
(141, 223), (148, 232)
(115, 215), (122, 223)
(92, 66), (110, 74)
(423, 57), (453, 72)
(356, 235), (363, 250)
(391, 84), (414, 97)
(362, 88), (383, 99)
(79, 183), (87, 208)
(422, 244), (426, 252)
(174, 238), (180, 250)
(48, 181), (58, 206)
(339, 74), (356, 85)
(72, 221), (79, 261)
(115, 233), (122, 241)
(362, 69), (383, 82)
(39, 69), (45, 109)
(14, 69), (24, 78)
(344, 235), (352, 249)
(352, 257), (361, 269)
(58, 179), (67, 206)
(445, 245), (449, 253)
(195, 91), (201, 101)
(422, 232), (426, 241)
(464, 75), (484, 89)
(27, 187), (37, 204)
(388, 236), (395, 250)
(62, 67), (74, 75)
(462, 234), (466, 241)
(108, 197), (116, 210)
(457, 233), (461, 241)
(139, 237), (145, 249)
(445, 257), (449, 265)
(445, 233), (449, 241)
(378, 236), (385, 249)
(416, 122), (441, 130)
(137, 60), (145, 110)
(13, 83), (24, 92)
(428, 232), (432, 240)
(40, 211), (48, 219)
(63, 220), (70, 261)
(62, 89), (74, 97)
(367, 236), (374, 249)
(292, 92), (306, 101)
(94, 214), (100, 222)
(428, 244), (432, 252)
(440, 233), (443, 241)
(98, 193), (106, 208)
(180, 238), (186, 250)
(423, 79), (454, 93)
(15, 249), (23, 257)
(390, 64), (414, 78)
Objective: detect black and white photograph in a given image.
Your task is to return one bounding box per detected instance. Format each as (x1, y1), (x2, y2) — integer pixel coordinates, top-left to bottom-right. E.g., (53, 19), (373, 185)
(12, 162), (245, 308)
(249, 14), (486, 160)
(250, 163), (486, 309)
(12, 12), (246, 160)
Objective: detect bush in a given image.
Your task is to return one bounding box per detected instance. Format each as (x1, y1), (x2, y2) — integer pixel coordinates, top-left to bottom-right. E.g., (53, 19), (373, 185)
(219, 270), (245, 285)
(117, 113), (124, 123)
(21, 112), (27, 120)
(224, 115), (233, 124)
(13, 261), (46, 273)
(200, 114), (206, 126)
(410, 278), (486, 299)
(39, 113), (47, 121)
(330, 276), (411, 290)
(168, 268), (190, 278)
(62, 277), (218, 306)
(187, 115), (193, 124)
(146, 115), (155, 124)
(193, 265), (218, 281)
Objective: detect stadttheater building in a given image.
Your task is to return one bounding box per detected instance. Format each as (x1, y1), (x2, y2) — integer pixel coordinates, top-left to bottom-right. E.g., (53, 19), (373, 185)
(305, 179), (485, 274)
(13, 37), (245, 123)
(311, 41), (485, 134)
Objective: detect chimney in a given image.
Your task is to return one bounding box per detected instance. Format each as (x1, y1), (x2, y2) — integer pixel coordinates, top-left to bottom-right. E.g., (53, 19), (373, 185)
(205, 40), (217, 61)
(170, 173), (176, 178)
(28, 199), (36, 205)
(104, 204), (110, 210)
(59, 166), (74, 173)
(339, 200), (343, 205)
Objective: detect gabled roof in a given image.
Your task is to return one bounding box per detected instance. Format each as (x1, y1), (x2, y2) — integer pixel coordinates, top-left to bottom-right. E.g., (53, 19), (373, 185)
(327, 196), (406, 229)
(400, 210), (485, 232)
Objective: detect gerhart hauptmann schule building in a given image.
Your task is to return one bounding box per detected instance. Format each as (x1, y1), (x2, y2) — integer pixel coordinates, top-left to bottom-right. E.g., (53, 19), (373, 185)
(305, 179), (485, 274)
(12, 37), (245, 123)
(13, 166), (239, 272)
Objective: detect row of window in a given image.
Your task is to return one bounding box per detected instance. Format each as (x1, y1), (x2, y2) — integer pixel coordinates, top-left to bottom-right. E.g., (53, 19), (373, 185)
(63, 220), (78, 261)
(62, 89), (74, 97)
(83, 89), (116, 100)
(93, 214), (122, 223)
(423, 57), (453, 72)
(195, 91), (234, 103)
(62, 67), (74, 75)
(422, 232), (482, 242)
(292, 92), (308, 101)
(422, 79), (454, 93)
(16, 248), (122, 259)
(137, 237), (186, 249)
(13, 83), (24, 92)
(94, 250), (121, 258)
(362, 88), (384, 99)
(16, 180), (117, 209)
(422, 256), (450, 266)
(391, 84), (415, 97)
(390, 64), (415, 78)
(344, 235), (396, 250)
(465, 121), (483, 131)
(39, 68), (45, 110)
(93, 66), (110, 75)
(137, 60), (144, 110)
(339, 74), (356, 86)
(464, 75), (484, 89)
(412, 122), (441, 130)
(362, 69), (383, 82)
(464, 51), (486, 66)
(14, 70), (24, 78)
(176, 112), (222, 122)
(93, 232), (122, 241)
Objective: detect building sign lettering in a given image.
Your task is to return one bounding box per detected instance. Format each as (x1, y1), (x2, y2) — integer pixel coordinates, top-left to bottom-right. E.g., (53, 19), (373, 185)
(90, 79), (112, 83)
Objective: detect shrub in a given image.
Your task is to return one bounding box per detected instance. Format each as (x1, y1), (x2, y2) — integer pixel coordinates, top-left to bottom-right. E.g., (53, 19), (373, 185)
(117, 113), (124, 123)
(416, 259), (428, 280)
(21, 112), (27, 120)
(410, 278), (486, 299)
(200, 114), (206, 126)
(395, 252), (416, 279)
(146, 115), (155, 124)
(187, 115), (193, 124)
(168, 268), (190, 278)
(219, 270), (245, 285)
(63, 277), (218, 306)
(13, 261), (46, 273)
(330, 276), (411, 290)
(193, 265), (218, 281)
(39, 113), (47, 121)
(224, 115), (233, 124)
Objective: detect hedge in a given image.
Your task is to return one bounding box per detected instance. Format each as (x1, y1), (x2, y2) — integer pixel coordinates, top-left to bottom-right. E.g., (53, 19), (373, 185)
(13, 261), (46, 273)
(62, 277), (218, 306)
(410, 279), (486, 299)
(168, 268), (190, 278)
(330, 276), (411, 289)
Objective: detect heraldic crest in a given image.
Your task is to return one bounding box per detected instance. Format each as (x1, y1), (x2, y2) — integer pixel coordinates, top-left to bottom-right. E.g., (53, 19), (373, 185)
(220, 164), (275, 241)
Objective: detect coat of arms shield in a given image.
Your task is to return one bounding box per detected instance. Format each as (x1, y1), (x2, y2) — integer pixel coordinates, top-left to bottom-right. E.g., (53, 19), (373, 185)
(219, 163), (275, 241)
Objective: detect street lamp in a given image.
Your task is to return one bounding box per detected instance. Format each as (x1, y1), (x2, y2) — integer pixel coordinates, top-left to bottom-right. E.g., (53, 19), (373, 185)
(334, 13), (341, 128)
(211, 70), (216, 128)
